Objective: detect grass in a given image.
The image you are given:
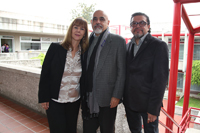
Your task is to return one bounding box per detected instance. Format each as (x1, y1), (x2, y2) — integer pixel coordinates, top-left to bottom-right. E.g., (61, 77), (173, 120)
(176, 97), (200, 108)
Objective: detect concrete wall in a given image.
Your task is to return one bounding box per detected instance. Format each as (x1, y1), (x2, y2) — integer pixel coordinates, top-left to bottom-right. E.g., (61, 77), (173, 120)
(0, 63), (131, 133)
(0, 59), (41, 68)
(0, 52), (46, 60)
(0, 63), (43, 113)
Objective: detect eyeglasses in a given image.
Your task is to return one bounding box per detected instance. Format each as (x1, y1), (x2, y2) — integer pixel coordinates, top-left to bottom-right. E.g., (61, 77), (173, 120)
(130, 21), (148, 27)
(92, 17), (105, 22)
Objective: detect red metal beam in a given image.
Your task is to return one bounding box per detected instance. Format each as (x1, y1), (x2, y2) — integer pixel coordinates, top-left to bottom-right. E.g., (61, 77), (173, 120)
(182, 5), (194, 34)
(174, 0), (200, 4)
(189, 14), (200, 16)
(119, 25), (121, 35)
(182, 33), (195, 117)
(151, 33), (200, 36)
(166, 2), (182, 133)
(194, 26), (200, 33)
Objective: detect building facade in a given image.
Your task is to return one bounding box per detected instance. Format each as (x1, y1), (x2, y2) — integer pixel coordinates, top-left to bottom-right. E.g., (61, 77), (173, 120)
(1, 10), (200, 93)
(0, 10), (68, 52)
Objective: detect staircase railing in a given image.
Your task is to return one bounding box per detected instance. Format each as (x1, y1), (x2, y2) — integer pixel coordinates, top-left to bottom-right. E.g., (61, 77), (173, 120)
(179, 107), (200, 133)
(159, 107), (180, 133)
(159, 107), (200, 133)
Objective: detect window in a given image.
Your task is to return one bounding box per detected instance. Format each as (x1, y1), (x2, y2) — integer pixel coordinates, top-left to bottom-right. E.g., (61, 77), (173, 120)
(2, 17), (10, 23)
(177, 72), (184, 89)
(20, 36), (51, 50)
(21, 37), (31, 41)
(190, 84), (200, 92)
(193, 45), (200, 60)
(2, 36), (13, 38)
(20, 36), (65, 51)
(32, 37), (40, 41)
(168, 43), (184, 60)
(168, 72), (184, 89)
(57, 25), (61, 29)
(21, 42), (41, 50)
(58, 38), (63, 42)
(42, 37), (50, 41)
(41, 43), (50, 51)
(20, 36), (41, 50)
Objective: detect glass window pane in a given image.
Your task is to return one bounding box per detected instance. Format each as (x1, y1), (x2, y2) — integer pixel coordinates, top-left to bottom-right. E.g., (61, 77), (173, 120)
(32, 37), (40, 41)
(179, 44), (184, 60)
(177, 72), (183, 89)
(21, 42), (41, 50)
(21, 36), (31, 41)
(168, 44), (171, 59)
(58, 38), (63, 42)
(51, 38), (57, 42)
(41, 43), (50, 51)
(168, 44), (184, 60)
(193, 45), (200, 60)
(42, 37), (50, 41)
(190, 84), (200, 91)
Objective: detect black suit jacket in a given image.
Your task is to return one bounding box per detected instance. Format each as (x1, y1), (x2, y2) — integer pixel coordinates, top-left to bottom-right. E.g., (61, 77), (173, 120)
(123, 34), (169, 116)
(38, 43), (68, 103)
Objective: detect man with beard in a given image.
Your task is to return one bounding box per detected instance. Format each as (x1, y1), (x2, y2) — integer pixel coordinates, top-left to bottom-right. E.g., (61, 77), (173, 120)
(81, 10), (126, 133)
(123, 12), (169, 133)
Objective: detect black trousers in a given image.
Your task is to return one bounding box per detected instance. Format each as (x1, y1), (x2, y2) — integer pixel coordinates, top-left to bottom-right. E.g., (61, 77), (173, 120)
(125, 107), (159, 133)
(83, 106), (117, 133)
(46, 99), (80, 133)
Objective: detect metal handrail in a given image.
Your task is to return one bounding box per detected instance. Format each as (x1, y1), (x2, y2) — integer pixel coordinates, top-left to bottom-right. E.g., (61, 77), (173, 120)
(179, 107), (200, 133)
(159, 120), (175, 133)
(159, 107), (181, 133)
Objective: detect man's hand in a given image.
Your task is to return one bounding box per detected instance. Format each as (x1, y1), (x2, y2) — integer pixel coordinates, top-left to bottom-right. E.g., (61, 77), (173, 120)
(110, 97), (120, 108)
(147, 112), (157, 123)
(41, 102), (49, 110)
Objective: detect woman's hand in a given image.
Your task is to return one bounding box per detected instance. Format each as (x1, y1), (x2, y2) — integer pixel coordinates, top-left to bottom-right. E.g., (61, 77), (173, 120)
(41, 102), (49, 110)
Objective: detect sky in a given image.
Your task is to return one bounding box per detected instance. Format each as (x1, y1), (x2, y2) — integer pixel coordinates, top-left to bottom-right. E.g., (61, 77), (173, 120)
(1, 0), (200, 28)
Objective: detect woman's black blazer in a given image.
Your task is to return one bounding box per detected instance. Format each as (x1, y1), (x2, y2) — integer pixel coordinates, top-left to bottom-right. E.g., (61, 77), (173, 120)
(38, 43), (68, 103)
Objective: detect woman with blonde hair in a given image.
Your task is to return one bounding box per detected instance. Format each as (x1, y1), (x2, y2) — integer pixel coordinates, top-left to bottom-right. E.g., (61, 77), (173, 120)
(38, 17), (89, 133)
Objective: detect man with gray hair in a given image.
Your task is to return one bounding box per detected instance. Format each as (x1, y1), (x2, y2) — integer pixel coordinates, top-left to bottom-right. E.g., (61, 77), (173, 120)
(80, 10), (126, 133)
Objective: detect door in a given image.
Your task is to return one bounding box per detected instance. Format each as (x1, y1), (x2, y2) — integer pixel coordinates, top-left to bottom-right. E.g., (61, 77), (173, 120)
(1, 36), (14, 53)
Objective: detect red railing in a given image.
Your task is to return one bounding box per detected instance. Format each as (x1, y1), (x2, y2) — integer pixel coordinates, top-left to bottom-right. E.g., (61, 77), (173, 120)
(160, 106), (200, 133)
(159, 107), (180, 133)
(179, 107), (200, 133)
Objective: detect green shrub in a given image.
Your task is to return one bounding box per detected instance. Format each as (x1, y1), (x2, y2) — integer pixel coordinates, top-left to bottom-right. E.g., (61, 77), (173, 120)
(191, 60), (200, 86)
(31, 53), (45, 65)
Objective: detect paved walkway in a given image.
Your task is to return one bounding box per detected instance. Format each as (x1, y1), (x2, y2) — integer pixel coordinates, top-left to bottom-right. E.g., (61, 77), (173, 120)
(0, 95), (49, 133)
(0, 94), (184, 133)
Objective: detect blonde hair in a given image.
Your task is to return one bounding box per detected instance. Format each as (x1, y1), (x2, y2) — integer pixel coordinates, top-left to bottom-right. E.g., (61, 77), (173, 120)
(61, 17), (89, 53)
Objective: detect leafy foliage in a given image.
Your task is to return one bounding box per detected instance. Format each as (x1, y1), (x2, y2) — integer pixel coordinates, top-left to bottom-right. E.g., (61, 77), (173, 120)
(71, 3), (96, 24)
(31, 53), (45, 65)
(191, 60), (200, 86)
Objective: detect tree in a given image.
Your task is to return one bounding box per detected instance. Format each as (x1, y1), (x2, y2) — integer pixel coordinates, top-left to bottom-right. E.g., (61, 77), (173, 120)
(191, 60), (200, 86)
(71, 3), (96, 24)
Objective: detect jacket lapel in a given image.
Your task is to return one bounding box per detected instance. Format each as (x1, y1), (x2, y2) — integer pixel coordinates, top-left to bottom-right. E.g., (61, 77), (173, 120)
(127, 42), (134, 62)
(59, 45), (67, 67)
(96, 34), (112, 76)
(127, 42), (133, 56)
